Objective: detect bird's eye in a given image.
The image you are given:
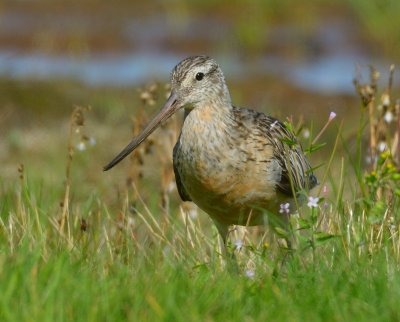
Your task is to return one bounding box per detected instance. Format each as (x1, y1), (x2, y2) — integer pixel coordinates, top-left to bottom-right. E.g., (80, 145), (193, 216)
(195, 72), (204, 81)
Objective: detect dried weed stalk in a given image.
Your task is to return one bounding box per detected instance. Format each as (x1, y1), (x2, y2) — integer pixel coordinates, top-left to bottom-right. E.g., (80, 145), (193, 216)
(128, 83), (181, 215)
(354, 65), (400, 203)
(60, 106), (91, 240)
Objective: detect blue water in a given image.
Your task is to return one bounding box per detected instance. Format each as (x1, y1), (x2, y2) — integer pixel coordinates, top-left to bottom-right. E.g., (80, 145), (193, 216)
(0, 14), (397, 94)
(0, 50), (179, 86)
(1, 49), (395, 94)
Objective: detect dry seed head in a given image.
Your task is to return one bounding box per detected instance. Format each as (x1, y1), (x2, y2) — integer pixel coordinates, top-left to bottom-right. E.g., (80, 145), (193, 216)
(364, 85), (375, 98)
(80, 218), (88, 232)
(17, 163), (24, 173)
(18, 163), (24, 180)
(355, 83), (375, 106)
(381, 93), (390, 107)
(139, 83), (159, 106)
(148, 82), (158, 93)
(73, 108), (85, 126)
(139, 90), (156, 106)
(371, 68), (380, 83)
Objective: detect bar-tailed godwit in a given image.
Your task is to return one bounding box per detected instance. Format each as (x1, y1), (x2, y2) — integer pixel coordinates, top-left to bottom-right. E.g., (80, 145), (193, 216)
(104, 55), (317, 244)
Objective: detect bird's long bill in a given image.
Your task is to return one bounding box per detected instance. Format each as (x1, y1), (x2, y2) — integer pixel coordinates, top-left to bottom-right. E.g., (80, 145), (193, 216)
(103, 92), (180, 171)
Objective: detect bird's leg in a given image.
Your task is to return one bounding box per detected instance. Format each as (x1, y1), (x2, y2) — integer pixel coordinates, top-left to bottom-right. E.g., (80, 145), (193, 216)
(212, 220), (239, 272)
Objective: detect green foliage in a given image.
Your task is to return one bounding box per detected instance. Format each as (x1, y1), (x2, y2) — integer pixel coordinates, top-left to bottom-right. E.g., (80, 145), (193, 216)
(364, 151), (400, 199)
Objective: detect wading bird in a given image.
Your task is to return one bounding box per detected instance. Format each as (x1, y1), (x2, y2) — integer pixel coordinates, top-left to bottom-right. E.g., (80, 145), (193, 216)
(104, 55), (317, 245)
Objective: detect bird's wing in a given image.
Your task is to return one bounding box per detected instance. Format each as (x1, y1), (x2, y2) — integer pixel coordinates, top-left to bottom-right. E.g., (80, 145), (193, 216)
(233, 107), (317, 197)
(172, 143), (192, 202)
(173, 162), (192, 201)
(262, 116), (317, 196)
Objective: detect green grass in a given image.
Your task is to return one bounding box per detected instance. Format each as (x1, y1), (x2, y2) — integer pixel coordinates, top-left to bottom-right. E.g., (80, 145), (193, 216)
(1, 190), (400, 322)
(1, 246), (400, 321)
(1, 73), (400, 321)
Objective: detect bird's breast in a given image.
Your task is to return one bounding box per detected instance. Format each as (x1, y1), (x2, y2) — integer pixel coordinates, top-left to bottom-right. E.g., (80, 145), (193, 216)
(173, 106), (283, 224)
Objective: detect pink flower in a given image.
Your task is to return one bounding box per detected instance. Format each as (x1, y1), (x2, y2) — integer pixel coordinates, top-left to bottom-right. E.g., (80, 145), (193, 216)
(329, 112), (337, 121)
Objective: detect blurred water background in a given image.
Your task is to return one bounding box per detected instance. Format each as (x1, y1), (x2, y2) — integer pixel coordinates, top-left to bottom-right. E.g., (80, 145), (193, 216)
(1, 1), (399, 91)
(1, 0), (399, 185)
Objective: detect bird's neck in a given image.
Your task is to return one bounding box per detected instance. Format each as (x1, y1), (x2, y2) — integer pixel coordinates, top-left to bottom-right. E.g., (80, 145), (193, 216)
(187, 99), (233, 124)
(180, 101), (231, 165)
(191, 82), (232, 109)
(192, 85), (232, 115)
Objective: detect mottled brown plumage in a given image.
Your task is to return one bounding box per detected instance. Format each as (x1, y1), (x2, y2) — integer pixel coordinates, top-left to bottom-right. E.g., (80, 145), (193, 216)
(104, 55), (317, 242)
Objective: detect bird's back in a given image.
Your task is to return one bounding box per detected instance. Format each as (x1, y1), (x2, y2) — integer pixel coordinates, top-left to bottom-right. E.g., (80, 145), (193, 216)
(232, 107), (317, 196)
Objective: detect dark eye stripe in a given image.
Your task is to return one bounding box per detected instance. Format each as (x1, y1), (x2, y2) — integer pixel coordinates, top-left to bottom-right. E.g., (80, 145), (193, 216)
(207, 65), (218, 75)
(195, 65), (217, 81)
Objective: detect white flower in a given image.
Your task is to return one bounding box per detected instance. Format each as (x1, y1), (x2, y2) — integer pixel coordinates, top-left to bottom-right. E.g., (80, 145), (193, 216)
(384, 111), (394, 123)
(127, 216), (135, 227)
(188, 208), (198, 219)
(234, 239), (243, 250)
(365, 155), (377, 165)
(88, 137), (97, 146)
(378, 141), (387, 152)
(76, 142), (86, 151)
(329, 112), (337, 121)
(245, 269), (255, 279)
(303, 128), (310, 139)
(279, 203), (290, 214)
(307, 196), (319, 208)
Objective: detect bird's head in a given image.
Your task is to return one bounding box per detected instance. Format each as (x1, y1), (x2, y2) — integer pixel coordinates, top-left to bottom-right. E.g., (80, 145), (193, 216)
(170, 55), (231, 109)
(103, 55), (230, 171)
